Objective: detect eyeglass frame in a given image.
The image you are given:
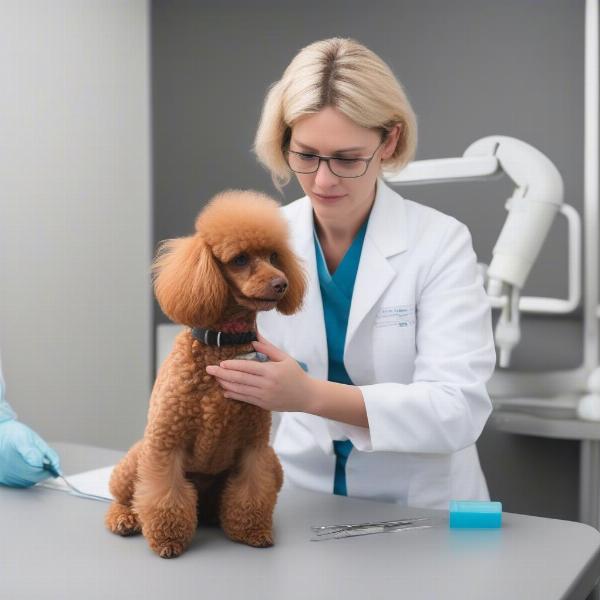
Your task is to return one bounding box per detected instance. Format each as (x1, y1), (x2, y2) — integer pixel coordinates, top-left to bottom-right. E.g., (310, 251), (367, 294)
(283, 139), (386, 179)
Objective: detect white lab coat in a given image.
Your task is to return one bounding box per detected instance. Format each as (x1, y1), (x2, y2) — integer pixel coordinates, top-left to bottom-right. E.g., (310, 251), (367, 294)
(257, 179), (496, 509)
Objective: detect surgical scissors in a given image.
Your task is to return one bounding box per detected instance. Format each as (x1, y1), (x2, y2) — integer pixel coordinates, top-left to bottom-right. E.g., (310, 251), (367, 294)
(311, 516), (431, 540)
(312, 516), (429, 534)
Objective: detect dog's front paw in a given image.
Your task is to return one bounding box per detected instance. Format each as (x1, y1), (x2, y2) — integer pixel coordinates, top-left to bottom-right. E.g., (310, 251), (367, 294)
(226, 527), (274, 548)
(147, 534), (188, 559)
(142, 508), (197, 559)
(157, 541), (186, 559)
(105, 502), (141, 536)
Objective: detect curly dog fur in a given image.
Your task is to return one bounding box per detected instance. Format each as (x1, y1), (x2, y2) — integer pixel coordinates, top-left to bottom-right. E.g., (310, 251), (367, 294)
(105, 190), (306, 558)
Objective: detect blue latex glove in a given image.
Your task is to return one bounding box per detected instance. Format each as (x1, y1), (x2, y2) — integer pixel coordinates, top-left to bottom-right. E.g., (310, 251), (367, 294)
(0, 420), (61, 487)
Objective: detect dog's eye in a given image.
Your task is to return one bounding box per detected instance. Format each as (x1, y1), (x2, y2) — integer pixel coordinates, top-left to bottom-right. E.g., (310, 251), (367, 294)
(232, 253), (249, 267)
(270, 252), (278, 264)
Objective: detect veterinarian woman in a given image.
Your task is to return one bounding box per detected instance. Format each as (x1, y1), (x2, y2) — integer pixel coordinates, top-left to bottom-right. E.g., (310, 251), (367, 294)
(206, 38), (496, 509)
(0, 349), (61, 487)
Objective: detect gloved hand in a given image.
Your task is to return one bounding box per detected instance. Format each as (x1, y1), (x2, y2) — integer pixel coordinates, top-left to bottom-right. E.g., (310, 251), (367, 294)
(0, 420), (61, 487)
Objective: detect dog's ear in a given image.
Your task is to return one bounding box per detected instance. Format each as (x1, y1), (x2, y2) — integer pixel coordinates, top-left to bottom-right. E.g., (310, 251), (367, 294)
(276, 248), (307, 315)
(152, 235), (228, 326)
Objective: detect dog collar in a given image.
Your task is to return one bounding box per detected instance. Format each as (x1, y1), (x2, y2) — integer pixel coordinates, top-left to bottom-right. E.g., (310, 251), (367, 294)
(191, 327), (257, 347)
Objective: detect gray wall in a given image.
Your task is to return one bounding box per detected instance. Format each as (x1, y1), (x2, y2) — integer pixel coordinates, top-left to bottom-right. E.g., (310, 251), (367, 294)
(0, 0), (152, 451)
(152, 0), (585, 519)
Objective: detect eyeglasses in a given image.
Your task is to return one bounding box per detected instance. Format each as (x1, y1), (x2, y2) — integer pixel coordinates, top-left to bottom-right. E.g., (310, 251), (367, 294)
(284, 141), (385, 178)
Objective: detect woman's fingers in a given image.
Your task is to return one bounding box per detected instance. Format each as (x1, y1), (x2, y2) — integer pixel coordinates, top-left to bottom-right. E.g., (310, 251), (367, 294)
(217, 379), (262, 401)
(216, 359), (266, 375)
(206, 365), (262, 388)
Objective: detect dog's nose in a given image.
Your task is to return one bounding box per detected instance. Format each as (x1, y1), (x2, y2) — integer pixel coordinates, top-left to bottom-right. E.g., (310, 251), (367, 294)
(271, 277), (288, 296)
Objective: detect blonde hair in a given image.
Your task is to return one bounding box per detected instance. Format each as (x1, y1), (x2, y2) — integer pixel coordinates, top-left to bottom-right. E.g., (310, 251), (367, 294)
(254, 37), (418, 190)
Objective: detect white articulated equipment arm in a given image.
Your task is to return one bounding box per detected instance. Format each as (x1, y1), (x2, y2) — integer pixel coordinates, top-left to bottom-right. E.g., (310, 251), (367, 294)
(465, 136), (563, 292)
(385, 135), (564, 367)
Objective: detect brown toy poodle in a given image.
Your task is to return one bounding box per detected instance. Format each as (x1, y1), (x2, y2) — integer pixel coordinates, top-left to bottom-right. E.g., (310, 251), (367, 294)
(105, 190), (306, 558)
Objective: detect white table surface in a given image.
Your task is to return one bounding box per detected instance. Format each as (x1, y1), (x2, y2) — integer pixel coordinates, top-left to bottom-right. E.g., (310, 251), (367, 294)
(1, 442), (600, 600)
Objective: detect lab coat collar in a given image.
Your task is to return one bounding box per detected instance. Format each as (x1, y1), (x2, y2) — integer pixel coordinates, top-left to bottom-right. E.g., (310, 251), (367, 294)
(367, 178), (408, 258)
(285, 181), (408, 449)
(289, 199), (328, 382)
(289, 179), (408, 381)
(344, 180), (407, 370)
(284, 199), (332, 454)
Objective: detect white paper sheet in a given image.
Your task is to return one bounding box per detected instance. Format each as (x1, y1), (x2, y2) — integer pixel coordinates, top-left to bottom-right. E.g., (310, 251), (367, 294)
(39, 465), (115, 501)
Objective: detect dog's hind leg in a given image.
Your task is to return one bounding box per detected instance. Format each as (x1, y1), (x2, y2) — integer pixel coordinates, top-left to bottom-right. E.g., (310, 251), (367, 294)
(105, 440), (143, 536)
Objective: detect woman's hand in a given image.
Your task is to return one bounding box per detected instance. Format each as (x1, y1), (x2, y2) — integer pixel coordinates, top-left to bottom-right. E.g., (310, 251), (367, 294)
(205, 337), (316, 413)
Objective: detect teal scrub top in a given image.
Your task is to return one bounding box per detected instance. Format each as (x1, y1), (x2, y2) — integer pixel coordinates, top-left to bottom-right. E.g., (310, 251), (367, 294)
(314, 215), (369, 496)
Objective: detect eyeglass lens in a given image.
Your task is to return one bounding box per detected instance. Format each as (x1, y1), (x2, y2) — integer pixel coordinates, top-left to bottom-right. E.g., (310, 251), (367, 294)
(286, 152), (368, 177)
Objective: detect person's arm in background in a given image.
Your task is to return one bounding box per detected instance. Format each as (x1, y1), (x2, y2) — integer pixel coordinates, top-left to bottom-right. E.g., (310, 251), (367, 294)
(0, 351), (61, 487)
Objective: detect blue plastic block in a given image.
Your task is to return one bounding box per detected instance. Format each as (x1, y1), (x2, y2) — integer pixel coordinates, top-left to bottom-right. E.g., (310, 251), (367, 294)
(449, 500), (502, 529)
